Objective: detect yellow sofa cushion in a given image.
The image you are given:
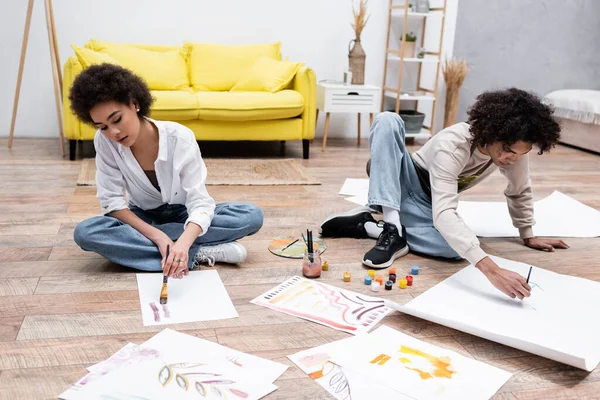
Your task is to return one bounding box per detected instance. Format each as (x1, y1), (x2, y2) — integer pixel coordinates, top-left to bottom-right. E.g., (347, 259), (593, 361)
(84, 41), (190, 90)
(87, 40), (187, 54)
(231, 57), (302, 93)
(150, 91), (199, 120)
(187, 42), (281, 91)
(71, 45), (120, 68)
(196, 90), (304, 121)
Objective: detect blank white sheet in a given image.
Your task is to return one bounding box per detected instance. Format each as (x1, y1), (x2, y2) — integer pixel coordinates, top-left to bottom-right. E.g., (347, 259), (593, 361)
(386, 256), (600, 371)
(456, 190), (600, 237)
(339, 178), (369, 196)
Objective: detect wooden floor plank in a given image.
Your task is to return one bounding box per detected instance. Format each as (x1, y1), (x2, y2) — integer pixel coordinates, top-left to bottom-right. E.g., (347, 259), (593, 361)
(34, 275), (137, 295)
(0, 277), (39, 296)
(0, 260), (125, 278)
(215, 321), (348, 353)
(0, 364), (87, 400)
(0, 330), (217, 370)
(0, 291), (140, 319)
(0, 317), (24, 341)
(0, 247), (51, 262)
(17, 306), (299, 340)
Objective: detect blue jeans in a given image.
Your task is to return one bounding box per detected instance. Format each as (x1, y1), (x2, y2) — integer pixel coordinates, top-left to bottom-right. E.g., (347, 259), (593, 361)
(368, 112), (460, 259)
(73, 202), (264, 271)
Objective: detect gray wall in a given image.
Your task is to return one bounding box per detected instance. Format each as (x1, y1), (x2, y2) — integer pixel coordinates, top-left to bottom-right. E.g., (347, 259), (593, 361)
(453, 0), (600, 120)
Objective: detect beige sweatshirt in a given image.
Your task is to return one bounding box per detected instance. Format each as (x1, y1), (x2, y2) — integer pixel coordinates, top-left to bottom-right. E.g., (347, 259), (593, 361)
(411, 122), (535, 265)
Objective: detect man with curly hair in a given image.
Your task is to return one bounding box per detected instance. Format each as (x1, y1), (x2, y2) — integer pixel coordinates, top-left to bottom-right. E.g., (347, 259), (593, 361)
(70, 63), (264, 278)
(320, 88), (568, 299)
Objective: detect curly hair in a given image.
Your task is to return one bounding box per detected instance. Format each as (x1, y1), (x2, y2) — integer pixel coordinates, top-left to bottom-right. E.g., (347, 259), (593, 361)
(68, 63), (153, 125)
(466, 88), (561, 154)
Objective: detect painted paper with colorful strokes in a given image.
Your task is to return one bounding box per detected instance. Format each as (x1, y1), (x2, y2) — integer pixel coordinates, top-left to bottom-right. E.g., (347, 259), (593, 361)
(59, 329), (287, 400)
(251, 276), (391, 335)
(288, 334), (406, 400)
(326, 325), (512, 399)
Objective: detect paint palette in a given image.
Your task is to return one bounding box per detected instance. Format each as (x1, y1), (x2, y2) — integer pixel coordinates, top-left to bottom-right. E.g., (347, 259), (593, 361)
(268, 235), (327, 259)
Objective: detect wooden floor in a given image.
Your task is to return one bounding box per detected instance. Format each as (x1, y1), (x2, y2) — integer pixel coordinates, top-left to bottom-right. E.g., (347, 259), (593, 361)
(1, 137), (600, 399)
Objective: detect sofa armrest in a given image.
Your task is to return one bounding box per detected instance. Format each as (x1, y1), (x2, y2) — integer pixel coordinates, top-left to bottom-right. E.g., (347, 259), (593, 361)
(292, 65), (316, 140)
(63, 56), (83, 140)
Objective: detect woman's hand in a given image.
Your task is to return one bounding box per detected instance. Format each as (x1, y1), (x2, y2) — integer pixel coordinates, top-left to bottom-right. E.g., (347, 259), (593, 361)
(153, 233), (188, 279)
(523, 237), (569, 252)
(154, 234), (175, 265)
(162, 240), (190, 279)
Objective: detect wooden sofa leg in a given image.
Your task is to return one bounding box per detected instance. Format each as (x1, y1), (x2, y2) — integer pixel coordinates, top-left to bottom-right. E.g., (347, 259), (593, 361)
(302, 139), (309, 159)
(69, 140), (77, 161)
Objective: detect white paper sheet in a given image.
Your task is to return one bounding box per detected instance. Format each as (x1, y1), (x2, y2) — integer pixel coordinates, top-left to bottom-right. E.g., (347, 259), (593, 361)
(72, 358), (278, 400)
(142, 329), (289, 384)
(344, 193), (368, 207)
(386, 256), (600, 371)
(251, 276), (392, 335)
(339, 178), (369, 196)
(301, 325), (511, 400)
(136, 270), (238, 326)
(60, 329), (287, 400)
(86, 342), (141, 373)
(60, 344), (164, 400)
(456, 190), (600, 237)
(288, 334), (407, 399)
(339, 178), (369, 206)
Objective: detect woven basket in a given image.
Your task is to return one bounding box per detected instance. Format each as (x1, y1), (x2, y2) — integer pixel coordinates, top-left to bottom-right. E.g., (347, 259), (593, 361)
(348, 39), (366, 85)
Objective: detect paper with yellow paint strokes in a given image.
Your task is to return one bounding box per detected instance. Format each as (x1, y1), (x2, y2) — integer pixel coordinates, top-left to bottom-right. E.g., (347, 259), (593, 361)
(327, 325), (511, 400)
(288, 333), (408, 400)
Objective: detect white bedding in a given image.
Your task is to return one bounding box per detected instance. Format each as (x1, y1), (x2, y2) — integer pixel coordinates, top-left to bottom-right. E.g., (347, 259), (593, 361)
(545, 89), (600, 125)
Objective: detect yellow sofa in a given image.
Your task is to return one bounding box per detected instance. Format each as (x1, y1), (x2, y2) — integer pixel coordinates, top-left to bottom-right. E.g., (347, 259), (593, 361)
(62, 40), (316, 160)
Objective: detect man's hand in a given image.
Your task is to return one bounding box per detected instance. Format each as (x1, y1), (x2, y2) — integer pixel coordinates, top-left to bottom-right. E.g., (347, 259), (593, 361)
(524, 237), (569, 252)
(476, 257), (531, 300)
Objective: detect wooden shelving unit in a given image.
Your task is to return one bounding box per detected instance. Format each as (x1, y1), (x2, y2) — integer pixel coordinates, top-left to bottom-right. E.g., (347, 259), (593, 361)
(381, 0), (447, 138)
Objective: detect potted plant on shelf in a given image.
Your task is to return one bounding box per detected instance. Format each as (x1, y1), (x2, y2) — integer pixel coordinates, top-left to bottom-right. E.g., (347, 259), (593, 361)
(400, 32), (417, 58)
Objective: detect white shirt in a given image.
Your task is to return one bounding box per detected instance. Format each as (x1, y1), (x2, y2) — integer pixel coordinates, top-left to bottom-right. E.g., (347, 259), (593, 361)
(94, 118), (215, 236)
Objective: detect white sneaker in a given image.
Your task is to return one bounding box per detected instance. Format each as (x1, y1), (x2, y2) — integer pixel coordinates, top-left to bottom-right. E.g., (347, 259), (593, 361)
(192, 242), (248, 268)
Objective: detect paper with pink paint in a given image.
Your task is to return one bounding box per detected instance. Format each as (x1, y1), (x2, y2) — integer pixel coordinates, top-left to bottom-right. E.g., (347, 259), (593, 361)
(58, 329), (287, 400)
(251, 276), (392, 335)
(136, 270), (238, 326)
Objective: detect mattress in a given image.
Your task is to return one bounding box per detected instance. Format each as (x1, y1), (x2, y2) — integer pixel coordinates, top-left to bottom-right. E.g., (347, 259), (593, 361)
(545, 89), (600, 125)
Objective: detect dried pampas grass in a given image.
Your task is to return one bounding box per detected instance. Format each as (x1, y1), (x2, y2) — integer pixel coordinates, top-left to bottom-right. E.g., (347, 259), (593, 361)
(442, 57), (471, 128)
(352, 0), (369, 39)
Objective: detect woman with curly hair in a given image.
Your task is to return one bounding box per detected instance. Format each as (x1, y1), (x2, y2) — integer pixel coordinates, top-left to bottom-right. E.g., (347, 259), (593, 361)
(70, 63), (263, 278)
(320, 88), (568, 299)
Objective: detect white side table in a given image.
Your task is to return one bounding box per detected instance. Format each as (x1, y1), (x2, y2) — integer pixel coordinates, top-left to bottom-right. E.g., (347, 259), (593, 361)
(316, 82), (381, 151)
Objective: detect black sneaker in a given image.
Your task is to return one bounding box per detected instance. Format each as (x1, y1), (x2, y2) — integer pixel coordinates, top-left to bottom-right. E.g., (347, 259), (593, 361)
(319, 206), (376, 238)
(362, 223), (409, 269)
